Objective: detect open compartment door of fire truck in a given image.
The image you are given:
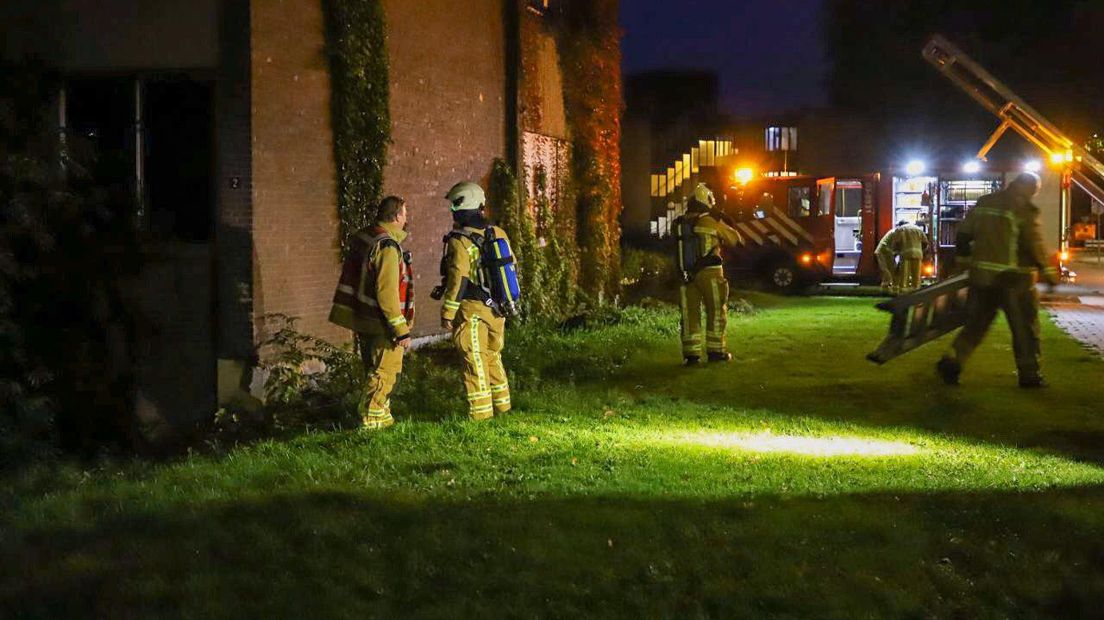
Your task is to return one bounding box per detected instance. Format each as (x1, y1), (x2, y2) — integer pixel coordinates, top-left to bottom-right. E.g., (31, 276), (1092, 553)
(832, 179), (865, 275)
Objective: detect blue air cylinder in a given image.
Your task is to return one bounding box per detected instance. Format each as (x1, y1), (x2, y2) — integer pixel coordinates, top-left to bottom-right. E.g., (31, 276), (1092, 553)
(488, 233), (521, 317)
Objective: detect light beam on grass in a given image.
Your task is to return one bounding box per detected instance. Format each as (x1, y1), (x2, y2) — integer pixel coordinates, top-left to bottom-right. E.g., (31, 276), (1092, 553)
(685, 432), (922, 458)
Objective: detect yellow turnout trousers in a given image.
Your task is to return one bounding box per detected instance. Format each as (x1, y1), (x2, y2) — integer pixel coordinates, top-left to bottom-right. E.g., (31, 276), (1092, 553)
(453, 300), (511, 420)
(680, 266), (730, 358)
(951, 281), (1042, 378)
(359, 333), (404, 428)
(896, 257), (922, 292)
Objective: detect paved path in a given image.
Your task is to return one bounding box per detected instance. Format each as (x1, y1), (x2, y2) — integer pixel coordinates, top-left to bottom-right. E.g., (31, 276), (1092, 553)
(1046, 251), (1104, 357)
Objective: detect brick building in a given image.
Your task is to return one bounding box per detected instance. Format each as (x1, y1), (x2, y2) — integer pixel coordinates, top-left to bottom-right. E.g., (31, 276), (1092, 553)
(2, 0), (579, 436)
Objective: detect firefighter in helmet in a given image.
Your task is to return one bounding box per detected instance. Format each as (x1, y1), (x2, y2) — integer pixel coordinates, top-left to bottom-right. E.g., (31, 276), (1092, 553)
(329, 196), (415, 430)
(937, 172), (1059, 388)
(677, 183), (743, 364)
(438, 182), (512, 420)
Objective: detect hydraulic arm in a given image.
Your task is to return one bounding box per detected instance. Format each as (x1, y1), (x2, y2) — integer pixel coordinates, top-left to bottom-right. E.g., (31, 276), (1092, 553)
(923, 34), (1104, 207)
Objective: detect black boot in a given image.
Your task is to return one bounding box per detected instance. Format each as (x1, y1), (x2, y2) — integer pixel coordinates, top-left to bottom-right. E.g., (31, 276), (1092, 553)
(707, 352), (733, 363)
(1019, 375), (1048, 389)
(936, 356), (961, 386)
(683, 356), (701, 366)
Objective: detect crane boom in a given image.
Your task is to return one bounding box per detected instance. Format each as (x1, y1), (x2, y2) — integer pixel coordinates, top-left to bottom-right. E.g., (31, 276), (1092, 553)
(922, 34), (1104, 205)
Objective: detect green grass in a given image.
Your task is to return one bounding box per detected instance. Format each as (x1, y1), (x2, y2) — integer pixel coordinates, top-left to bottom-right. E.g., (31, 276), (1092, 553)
(5, 295), (1104, 618)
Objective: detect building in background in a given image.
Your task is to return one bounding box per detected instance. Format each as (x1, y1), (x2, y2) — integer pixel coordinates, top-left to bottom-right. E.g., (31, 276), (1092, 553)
(1, 0), (591, 437)
(621, 70), (736, 238)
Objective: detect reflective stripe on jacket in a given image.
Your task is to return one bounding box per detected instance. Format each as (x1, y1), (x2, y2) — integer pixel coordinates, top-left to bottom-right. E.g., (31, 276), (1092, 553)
(895, 224), (929, 259)
(956, 190), (1058, 287)
(692, 213), (742, 263)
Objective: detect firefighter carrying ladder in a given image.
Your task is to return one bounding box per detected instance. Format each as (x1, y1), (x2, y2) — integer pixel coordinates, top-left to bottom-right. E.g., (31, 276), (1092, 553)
(869, 36), (1104, 364)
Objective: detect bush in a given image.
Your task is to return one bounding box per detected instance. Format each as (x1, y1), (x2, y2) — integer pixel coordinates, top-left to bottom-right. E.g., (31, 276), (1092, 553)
(621, 247), (678, 304)
(1, 62), (144, 458)
(621, 247), (676, 286)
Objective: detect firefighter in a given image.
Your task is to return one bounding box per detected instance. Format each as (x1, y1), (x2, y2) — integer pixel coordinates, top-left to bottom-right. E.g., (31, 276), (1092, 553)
(329, 196), (415, 430)
(894, 220), (930, 292)
(937, 172), (1060, 388)
(874, 226), (899, 293)
(439, 182), (512, 420)
(875, 221), (930, 294)
(678, 183), (743, 364)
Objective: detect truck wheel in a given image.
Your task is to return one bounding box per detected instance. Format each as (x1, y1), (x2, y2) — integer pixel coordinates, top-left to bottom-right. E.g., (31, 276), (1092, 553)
(765, 261), (799, 291)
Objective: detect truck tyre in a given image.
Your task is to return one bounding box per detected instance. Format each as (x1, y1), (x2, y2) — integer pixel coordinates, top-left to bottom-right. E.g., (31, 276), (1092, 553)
(764, 260), (799, 292)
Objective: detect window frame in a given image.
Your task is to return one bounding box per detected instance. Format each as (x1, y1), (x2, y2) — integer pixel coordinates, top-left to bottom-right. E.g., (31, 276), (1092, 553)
(59, 69), (217, 242)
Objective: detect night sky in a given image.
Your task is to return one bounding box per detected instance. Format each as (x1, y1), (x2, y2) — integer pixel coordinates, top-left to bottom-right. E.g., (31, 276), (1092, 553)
(620, 0), (828, 119)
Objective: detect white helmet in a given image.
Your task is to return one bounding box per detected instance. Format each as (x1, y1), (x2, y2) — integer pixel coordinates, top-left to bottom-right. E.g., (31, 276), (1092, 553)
(694, 183), (716, 208)
(445, 182), (486, 212)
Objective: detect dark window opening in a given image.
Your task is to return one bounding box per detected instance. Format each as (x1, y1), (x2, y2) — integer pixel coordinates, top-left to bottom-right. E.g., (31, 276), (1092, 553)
(64, 77), (214, 242)
(144, 81), (214, 242)
(66, 78), (137, 219)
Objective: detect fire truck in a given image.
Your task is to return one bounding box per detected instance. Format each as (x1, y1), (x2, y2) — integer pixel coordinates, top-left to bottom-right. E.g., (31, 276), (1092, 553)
(700, 166), (1026, 290)
(647, 36), (1102, 290)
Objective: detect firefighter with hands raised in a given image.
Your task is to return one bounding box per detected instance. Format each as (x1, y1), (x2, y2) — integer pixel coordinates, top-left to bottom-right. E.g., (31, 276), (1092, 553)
(674, 183), (743, 365)
(329, 196), (415, 430)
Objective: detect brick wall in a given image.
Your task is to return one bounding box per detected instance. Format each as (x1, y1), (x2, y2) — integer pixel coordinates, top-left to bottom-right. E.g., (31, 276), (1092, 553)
(249, 0), (347, 346)
(382, 0), (509, 336)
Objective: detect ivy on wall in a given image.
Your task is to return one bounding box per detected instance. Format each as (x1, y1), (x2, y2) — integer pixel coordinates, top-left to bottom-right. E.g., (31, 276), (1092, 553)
(533, 166), (580, 314)
(557, 0), (623, 302)
(322, 0), (390, 257)
(489, 159), (579, 321)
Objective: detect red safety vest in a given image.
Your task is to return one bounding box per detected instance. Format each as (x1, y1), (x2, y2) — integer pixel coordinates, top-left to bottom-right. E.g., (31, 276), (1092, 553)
(332, 226), (415, 327)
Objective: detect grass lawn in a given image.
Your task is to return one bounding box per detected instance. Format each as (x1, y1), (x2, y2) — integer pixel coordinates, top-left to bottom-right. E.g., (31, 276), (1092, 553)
(4, 294), (1104, 618)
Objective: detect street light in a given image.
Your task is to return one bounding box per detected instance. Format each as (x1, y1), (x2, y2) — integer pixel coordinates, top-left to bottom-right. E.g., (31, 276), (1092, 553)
(962, 160), (982, 174)
(905, 160), (926, 176)
(1023, 159), (1042, 173)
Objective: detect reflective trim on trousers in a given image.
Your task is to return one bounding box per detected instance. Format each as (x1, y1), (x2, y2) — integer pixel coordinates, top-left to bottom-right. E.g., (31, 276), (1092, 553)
(470, 319), (488, 393)
(679, 286), (689, 339)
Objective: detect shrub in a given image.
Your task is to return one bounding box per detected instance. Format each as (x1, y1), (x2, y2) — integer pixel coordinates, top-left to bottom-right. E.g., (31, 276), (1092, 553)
(1, 62), (144, 458)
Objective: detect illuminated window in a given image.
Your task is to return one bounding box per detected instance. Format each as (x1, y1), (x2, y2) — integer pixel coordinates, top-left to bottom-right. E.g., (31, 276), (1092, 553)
(765, 126), (798, 152)
(788, 187), (812, 218)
